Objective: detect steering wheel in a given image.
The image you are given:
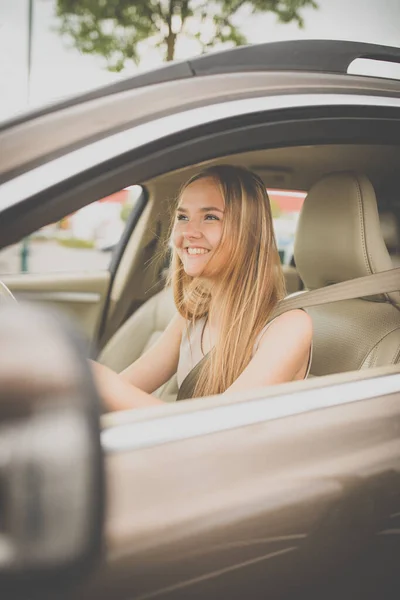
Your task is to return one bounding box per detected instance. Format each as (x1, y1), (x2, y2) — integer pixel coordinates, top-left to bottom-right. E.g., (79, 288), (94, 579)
(0, 281), (16, 303)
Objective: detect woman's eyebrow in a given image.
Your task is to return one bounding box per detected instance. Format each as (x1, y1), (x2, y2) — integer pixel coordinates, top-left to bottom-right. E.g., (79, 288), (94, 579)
(200, 206), (224, 213)
(176, 206), (224, 213)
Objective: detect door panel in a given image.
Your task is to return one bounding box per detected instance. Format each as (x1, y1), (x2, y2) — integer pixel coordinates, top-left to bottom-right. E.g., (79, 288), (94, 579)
(1, 271), (110, 343)
(77, 369), (400, 600)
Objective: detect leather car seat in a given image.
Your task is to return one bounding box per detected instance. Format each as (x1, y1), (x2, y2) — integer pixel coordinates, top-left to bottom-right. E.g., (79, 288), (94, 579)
(294, 172), (400, 376)
(98, 285), (179, 402)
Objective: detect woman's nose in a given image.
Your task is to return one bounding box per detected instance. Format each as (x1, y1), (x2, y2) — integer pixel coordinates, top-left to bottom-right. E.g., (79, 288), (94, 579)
(183, 221), (202, 238)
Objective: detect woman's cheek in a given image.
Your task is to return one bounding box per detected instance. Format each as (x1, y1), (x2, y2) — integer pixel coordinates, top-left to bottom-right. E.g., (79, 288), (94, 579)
(171, 228), (181, 249)
(209, 224), (224, 248)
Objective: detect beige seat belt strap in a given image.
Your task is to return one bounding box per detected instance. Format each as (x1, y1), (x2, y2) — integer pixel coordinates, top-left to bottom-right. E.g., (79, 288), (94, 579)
(272, 267), (400, 318)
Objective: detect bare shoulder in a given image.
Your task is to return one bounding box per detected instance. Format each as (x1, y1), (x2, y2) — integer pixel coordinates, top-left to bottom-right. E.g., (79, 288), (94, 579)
(259, 309), (313, 348)
(274, 308), (312, 332)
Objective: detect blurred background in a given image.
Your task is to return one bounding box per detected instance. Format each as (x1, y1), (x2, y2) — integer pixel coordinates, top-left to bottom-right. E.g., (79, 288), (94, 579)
(1, 0), (399, 275)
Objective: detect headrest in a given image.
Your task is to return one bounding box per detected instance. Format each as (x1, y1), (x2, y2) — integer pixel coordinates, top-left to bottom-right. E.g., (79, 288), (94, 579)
(294, 172), (400, 305)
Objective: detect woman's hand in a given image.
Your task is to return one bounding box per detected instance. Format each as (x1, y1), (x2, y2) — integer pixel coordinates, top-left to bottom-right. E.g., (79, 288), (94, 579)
(89, 360), (164, 412)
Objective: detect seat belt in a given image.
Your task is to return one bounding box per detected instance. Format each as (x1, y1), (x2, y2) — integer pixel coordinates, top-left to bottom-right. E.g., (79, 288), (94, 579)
(271, 266), (400, 318)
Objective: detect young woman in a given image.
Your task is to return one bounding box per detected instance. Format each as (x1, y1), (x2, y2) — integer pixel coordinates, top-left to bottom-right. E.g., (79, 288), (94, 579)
(92, 165), (313, 411)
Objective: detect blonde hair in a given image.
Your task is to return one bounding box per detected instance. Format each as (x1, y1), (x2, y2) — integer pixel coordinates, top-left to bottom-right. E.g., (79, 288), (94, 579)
(170, 164), (286, 397)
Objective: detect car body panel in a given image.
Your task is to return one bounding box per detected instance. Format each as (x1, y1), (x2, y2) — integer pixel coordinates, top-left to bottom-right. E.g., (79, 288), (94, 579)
(75, 367), (400, 599)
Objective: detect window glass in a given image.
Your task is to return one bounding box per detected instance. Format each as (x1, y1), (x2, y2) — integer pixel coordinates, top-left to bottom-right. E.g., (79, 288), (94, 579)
(0, 186), (142, 275)
(268, 188), (306, 265)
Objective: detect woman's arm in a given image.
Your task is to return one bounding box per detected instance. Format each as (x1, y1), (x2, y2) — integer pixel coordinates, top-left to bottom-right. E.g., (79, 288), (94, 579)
(225, 309), (313, 394)
(91, 360), (164, 410)
(92, 313), (186, 411)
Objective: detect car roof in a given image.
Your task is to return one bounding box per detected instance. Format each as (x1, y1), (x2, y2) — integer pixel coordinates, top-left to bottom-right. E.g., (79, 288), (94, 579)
(3, 39), (400, 131)
(2, 39), (400, 209)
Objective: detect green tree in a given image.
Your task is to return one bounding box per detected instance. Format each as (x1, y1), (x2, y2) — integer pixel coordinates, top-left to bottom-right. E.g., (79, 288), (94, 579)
(55, 0), (318, 71)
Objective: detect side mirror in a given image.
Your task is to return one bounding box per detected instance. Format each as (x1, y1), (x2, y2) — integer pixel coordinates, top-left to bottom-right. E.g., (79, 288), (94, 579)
(0, 304), (104, 595)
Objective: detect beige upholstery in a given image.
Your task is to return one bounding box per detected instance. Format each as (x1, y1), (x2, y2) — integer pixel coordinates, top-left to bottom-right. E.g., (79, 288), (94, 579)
(98, 287), (179, 402)
(294, 172), (400, 376)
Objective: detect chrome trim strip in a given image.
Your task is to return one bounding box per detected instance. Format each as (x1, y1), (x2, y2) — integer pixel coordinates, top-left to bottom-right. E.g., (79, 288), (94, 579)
(1, 93), (400, 211)
(101, 373), (400, 453)
(15, 291), (100, 303)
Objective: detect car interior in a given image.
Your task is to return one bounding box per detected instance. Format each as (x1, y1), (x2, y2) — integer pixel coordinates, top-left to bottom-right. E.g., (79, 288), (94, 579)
(1, 142), (400, 404)
(94, 143), (400, 402)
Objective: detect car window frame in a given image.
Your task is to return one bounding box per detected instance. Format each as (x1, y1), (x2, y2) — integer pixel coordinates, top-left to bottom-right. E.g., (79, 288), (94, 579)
(3, 70), (400, 184)
(2, 100), (400, 251)
(3, 92), (400, 214)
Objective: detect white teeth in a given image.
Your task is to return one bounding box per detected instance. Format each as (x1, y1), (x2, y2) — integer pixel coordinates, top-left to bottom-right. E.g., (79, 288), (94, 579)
(187, 248), (209, 255)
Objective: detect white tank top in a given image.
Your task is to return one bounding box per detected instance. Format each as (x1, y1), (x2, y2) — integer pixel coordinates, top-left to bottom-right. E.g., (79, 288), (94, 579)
(177, 316), (312, 388)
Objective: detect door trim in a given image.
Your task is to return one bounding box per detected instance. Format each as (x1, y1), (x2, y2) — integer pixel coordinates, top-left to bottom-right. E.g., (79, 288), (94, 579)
(102, 366), (400, 452)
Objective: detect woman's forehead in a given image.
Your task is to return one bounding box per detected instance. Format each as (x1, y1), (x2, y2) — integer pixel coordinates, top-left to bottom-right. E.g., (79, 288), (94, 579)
(179, 178), (224, 209)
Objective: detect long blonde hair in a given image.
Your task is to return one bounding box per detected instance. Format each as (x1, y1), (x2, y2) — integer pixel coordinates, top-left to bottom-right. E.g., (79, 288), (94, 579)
(170, 164), (286, 397)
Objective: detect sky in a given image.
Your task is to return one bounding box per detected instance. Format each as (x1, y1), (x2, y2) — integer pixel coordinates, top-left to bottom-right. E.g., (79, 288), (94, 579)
(1, 0), (400, 120)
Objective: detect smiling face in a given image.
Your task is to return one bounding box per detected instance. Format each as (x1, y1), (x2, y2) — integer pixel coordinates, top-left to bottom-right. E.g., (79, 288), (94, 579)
(172, 177), (227, 279)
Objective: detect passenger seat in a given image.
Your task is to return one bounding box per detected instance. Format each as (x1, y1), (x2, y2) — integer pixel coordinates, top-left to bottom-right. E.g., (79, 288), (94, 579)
(294, 172), (400, 376)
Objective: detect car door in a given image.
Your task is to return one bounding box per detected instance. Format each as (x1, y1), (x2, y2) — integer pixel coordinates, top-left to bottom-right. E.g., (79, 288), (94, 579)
(70, 365), (400, 600)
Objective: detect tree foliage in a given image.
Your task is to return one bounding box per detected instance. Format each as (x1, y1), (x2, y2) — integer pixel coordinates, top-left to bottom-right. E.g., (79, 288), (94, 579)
(56, 0), (318, 70)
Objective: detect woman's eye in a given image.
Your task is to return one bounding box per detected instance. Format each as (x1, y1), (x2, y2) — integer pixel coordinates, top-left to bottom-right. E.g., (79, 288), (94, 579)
(176, 214), (188, 221)
(204, 214), (219, 221)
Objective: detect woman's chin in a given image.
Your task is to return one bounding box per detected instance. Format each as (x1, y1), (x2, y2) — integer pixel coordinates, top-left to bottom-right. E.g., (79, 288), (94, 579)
(184, 267), (205, 278)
